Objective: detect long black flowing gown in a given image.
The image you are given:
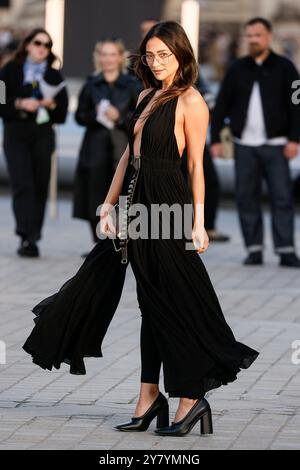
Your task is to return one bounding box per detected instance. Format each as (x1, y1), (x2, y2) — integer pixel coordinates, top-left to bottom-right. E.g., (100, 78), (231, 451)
(22, 88), (259, 398)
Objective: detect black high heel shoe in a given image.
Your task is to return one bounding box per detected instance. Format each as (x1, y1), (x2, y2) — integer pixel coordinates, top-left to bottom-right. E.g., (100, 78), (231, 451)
(114, 391), (169, 432)
(154, 397), (213, 437)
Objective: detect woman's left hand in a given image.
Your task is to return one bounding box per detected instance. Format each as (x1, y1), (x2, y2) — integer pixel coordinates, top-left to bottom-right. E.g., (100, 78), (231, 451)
(105, 104), (120, 122)
(191, 224), (209, 254)
(39, 98), (56, 109)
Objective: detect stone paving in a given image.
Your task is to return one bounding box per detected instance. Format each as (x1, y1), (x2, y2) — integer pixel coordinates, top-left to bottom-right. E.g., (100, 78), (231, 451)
(0, 189), (300, 450)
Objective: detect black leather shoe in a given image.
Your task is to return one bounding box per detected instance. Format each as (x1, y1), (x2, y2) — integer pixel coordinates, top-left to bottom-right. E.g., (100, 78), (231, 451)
(114, 391), (169, 432)
(154, 397), (213, 437)
(279, 253), (300, 268)
(243, 252), (263, 265)
(17, 240), (39, 258)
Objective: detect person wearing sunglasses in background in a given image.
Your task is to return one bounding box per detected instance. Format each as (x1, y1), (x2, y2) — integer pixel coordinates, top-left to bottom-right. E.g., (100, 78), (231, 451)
(0, 28), (69, 258)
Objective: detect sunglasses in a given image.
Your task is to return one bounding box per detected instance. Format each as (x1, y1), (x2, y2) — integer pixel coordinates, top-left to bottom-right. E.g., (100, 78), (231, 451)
(32, 39), (52, 50)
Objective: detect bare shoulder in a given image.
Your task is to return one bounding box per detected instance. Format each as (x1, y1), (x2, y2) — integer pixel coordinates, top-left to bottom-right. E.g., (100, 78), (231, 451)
(141, 87), (154, 96)
(180, 86), (208, 113)
(136, 87), (154, 105)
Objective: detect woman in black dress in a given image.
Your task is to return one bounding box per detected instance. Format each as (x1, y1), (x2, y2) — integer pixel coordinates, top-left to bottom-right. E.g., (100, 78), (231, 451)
(0, 28), (68, 257)
(23, 21), (259, 437)
(73, 37), (140, 254)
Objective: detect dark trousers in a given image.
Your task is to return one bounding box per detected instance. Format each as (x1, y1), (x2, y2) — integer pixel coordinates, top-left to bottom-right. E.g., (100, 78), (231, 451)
(139, 310), (205, 399)
(3, 121), (55, 243)
(234, 143), (295, 254)
(181, 145), (221, 230)
(140, 310), (162, 384)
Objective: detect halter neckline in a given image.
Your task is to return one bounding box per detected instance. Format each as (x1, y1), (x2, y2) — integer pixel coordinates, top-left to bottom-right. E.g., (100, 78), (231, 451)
(131, 89), (179, 158)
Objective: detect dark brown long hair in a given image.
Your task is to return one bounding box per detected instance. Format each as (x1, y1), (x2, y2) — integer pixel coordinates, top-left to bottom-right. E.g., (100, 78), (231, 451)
(131, 20), (199, 119)
(13, 28), (59, 67)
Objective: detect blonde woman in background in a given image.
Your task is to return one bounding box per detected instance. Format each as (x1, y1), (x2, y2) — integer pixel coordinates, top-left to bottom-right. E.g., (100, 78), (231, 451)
(73, 37), (140, 256)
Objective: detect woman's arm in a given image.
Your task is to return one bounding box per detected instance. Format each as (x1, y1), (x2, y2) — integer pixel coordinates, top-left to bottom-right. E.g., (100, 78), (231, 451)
(183, 88), (210, 252)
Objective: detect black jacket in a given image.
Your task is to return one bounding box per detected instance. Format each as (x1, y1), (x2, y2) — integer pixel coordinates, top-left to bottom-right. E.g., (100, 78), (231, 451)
(210, 49), (300, 143)
(75, 71), (140, 132)
(0, 59), (69, 124)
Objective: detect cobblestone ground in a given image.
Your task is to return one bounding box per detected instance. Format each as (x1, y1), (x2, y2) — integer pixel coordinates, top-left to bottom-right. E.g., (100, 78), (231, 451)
(0, 190), (299, 450)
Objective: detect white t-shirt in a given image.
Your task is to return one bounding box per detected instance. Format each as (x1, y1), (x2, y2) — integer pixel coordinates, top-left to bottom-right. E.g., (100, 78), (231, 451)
(235, 59), (287, 146)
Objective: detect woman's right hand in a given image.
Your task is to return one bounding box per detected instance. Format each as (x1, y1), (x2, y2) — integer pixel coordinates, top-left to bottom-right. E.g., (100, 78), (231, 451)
(18, 98), (40, 113)
(191, 224), (209, 254)
(99, 211), (117, 237)
(210, 143), (224, 159)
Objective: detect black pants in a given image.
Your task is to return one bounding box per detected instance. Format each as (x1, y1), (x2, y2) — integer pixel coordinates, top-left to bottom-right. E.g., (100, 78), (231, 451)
(140, 310), (161, 384)
(234, 143), (295, 254)
(180, 145), (221, 230)
(139, 310), (205, 399)
(3, 121), (55, 243)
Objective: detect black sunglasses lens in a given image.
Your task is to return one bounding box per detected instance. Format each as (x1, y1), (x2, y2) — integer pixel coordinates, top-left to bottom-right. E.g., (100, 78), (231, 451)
(33, 40), (51, 49)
